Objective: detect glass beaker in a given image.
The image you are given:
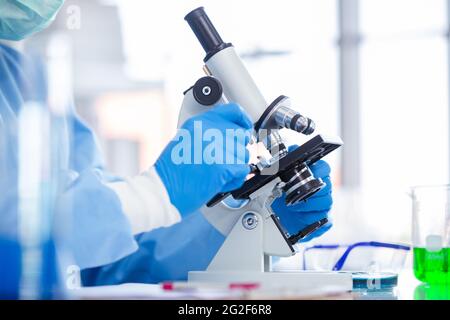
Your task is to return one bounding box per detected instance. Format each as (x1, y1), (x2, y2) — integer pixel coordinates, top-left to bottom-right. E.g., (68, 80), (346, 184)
(411, 185), (450, 284)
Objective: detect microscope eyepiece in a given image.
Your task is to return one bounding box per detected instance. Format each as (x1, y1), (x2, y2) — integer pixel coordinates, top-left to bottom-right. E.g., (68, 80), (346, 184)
(185, 7), (232, 61)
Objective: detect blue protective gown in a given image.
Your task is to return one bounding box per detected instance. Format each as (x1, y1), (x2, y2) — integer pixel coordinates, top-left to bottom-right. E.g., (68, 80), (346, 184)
(0, 43), (225, 285)
(81, 213), (225, 285)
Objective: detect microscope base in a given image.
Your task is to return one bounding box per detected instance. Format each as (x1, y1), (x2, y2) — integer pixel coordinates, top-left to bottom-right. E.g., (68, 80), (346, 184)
(188, 271), (353, 291)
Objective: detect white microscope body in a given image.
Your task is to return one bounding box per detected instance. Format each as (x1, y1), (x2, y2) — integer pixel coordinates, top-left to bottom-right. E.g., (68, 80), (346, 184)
(178, 7), (352, 291)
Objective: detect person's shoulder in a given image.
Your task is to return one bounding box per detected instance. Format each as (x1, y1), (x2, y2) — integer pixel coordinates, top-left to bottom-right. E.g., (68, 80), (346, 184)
(0, 42), (48, 105)
(0, 42), (45, 79)
(0, 42), (24, 69)
(0, 42), (20, 56)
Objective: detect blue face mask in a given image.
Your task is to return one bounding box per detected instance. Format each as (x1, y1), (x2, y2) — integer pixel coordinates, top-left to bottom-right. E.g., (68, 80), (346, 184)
(0, 0), (65, 41)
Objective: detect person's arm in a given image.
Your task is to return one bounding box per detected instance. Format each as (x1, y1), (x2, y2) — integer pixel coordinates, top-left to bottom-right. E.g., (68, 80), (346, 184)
(81, 212), (225, 286)
(106, 103), (253, 235)
(63, 102), (253, 269)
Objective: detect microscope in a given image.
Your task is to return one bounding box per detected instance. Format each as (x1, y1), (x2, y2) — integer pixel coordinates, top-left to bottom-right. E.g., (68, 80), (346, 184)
(178, 7), (352, 290)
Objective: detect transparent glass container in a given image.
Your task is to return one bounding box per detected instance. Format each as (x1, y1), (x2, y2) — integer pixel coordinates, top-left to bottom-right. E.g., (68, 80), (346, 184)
(411, 185), (450, 284)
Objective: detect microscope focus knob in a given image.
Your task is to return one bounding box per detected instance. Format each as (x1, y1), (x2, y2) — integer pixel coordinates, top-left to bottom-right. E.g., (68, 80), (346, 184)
(193, 76), (223, 106)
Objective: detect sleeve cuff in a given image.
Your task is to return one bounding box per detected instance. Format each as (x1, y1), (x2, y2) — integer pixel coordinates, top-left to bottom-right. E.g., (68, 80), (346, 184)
(107, 167), (181, 235)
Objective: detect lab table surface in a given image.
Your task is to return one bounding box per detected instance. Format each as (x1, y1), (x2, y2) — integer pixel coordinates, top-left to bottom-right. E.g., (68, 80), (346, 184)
(73, 270), (448, 300)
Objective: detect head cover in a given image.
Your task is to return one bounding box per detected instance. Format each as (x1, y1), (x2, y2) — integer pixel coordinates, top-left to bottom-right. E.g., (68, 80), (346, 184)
(0, 0), (65, 41)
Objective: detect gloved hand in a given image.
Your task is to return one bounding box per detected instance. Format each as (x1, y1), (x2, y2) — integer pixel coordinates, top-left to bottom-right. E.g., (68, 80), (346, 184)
(155, 103), (253, 216)
(271, 146), (333, 243)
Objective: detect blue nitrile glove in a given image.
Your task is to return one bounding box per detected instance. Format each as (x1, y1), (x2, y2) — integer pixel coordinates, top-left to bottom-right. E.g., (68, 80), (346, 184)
(155, 103), (253, 216)
(272, 146), (333, 243)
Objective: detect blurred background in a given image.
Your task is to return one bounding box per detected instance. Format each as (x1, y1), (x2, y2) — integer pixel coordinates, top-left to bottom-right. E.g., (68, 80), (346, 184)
(25, 0), (449, 245)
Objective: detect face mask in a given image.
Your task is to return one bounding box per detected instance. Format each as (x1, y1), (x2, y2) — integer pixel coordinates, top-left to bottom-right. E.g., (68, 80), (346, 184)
(0, 0), (65, 41)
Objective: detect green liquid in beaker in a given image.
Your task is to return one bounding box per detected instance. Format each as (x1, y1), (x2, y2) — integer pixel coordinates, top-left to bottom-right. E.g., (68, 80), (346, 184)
(413, 247), (450, 284)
